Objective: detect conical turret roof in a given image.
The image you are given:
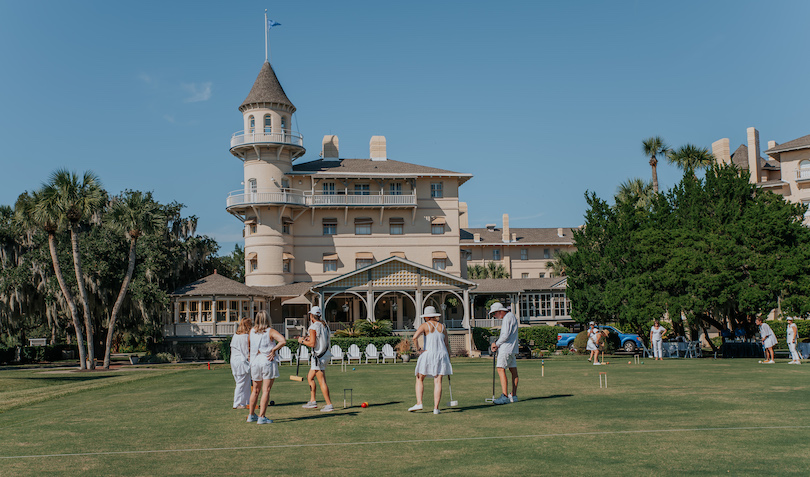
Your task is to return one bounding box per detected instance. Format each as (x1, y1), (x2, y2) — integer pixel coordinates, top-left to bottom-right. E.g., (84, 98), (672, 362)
(239, 61), (295, 112)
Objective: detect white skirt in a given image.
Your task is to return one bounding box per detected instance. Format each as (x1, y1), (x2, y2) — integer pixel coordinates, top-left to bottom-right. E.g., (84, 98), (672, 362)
(586, 340), (598, 351)
(763, 336), (778, 349)
(414, 351), (453, 377)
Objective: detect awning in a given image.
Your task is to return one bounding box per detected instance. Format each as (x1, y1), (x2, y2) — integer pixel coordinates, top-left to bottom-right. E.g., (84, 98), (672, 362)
(282, 252), (295, 260)
(432, 251), (448, 259)
(322, 217), (338, 224)
(247, 252), (258, 260)
(431, 217), (446, 225)
(355, 252), (374, 259)
(244, 218), (257, 225)
(281, 295), (311, 306)
(354, 217), (373, 224)
(390, 251), (406, 258)
(389, 217), (405, 224)
(323, 253), (338, 260)
(282, 217), (294, 224)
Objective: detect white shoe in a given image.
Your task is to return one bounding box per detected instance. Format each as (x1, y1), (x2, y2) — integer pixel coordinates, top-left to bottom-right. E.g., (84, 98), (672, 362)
(408, 404), (423, 412)
(433, 409), (440, 414)
(593, 362), (601, 366)
(320, 404), (334, 412)
(510, 395), (519, 403)
(765, 360), (775, 364)
(302, 401), (318, 409)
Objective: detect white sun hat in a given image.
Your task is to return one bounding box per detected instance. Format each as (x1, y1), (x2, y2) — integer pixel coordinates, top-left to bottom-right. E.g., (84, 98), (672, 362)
(589, 321), (595, 326)
(786, 316), (794, 321)
(488, 302), (509, 314)
(421, 306), (442, 318)
(308, 306), (322, 316)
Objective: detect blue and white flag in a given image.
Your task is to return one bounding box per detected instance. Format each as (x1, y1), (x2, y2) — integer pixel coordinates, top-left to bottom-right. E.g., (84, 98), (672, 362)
(268, 19), (281, 29)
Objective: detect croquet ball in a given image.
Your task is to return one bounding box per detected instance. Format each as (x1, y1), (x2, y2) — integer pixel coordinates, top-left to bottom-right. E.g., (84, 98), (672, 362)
(758, 360), (762, 363)
(628, 361), (632, 364)
(361, 402), (368, 408)
(352, 367), (356, 371)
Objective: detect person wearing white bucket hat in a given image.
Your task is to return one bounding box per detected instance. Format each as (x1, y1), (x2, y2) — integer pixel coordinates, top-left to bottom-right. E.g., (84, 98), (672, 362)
(756, 316), (777, 364)
(298, 305), (334, 411)
(489, 302), (519, 404)
(409, 306), (453, 414)
(786, 317), (801, 364)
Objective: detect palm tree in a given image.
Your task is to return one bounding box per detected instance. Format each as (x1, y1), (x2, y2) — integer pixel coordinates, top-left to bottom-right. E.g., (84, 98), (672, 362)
(102, 191), (165, 369)
(17, 190), (89, 369)
(546, 251), (568, 278)
(642, 136), (670, 193)
(615, 178), (655, 209)
(44, 169), (105, 369)
(486, 261), (510, 279)
(667, 144), (715, 175)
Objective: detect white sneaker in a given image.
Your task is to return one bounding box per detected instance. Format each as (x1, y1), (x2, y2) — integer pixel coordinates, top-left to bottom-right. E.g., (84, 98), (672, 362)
(408, 404), (423, 412)
(302, 401), (318, 409)
(433, 409), (440, 414)
(510, 395), (519, 403)
(493, 394), (510, 405)
(766, 360), (776, 364)
(593, 362), (601, 366)
(320, 404), (334, 412)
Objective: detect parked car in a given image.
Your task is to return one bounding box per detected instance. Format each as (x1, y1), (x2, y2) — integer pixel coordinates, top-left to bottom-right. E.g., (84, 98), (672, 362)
(557, 325), (643, 352)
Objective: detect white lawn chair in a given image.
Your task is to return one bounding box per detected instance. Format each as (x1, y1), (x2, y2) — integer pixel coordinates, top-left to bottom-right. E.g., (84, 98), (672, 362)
(329, 344), (344, 365)
(346, 344), (362, 364)
(278, 346), (292, 366)
(638, 340), (652, 359)
(381, 343), (396, 363)
(296, 346), (311, 365)
(365, 344), (380, 364)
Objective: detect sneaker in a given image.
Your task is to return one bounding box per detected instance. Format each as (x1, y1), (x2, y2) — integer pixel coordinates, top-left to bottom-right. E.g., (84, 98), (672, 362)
(320, 404), (334, 412)
(766, 360), (776, 364)
(593, 362), (601, 366)
(493, 394), (510, 405)
(257, 416), (272, 424)
(246, 414), (258, 423)
(408, 404), (423, 412)
(510, 395), (519, 403)
(302, 401), (318, 409)
(433, 409), (440, 414)
(236, 404), (247, 409)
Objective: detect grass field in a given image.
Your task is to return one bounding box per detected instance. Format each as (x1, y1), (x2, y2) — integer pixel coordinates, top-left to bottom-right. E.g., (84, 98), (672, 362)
(1, 356), (809, 476)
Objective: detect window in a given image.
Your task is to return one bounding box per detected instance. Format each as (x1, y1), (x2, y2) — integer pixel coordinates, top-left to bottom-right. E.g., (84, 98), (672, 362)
(432, 224), (445, 235)
(430, 182), (443, 198)
(389, 182), (402, 195)
(229, 301), (239, 321)
(554, 292), (570, 316)
(520, 249), (528, 260)
(801, 161), (810, 180)
(281, 116), (286, 131)
(323, 218), (337, 235)
(539, 273), (545, 278)
(281, 179), (290, 190)
(250, 259), (257, 272)
(543, 248), (550, 259)
(356, 259), (373, 269)
(216, 300), (227, 322)
(519, 293), (551, 318)
(189, 301), (198, 321)
(521, 273), (529, 278)
(554, 248), (560, 256)
(179, 301), (188, 323)
(355, 217), (372, 235)
(249, 224), (257, 234)
(283, 259), (291, 273)
(248, 116), (255, 133)
(282, 223), (291, 234)
(493, 249), (500, 260)
(354, 184), (370, 195)
(432, 259), (447, 270)
(202, 301), (212, 321)
(323, 259), (338, 272)
(389, 217), (404, 235)
(323, 182), (335, 195)
(248, 178), (257, 193)
(264, 115), (272, 133)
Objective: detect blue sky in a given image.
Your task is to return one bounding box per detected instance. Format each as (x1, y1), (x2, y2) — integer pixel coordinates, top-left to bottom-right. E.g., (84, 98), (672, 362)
(2, 1), (809, 254)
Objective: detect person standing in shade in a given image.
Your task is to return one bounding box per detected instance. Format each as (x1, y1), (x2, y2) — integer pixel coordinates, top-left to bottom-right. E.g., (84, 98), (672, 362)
(787, 317), (801, 364)
(409, 306), (453, 414)
(489, 302), (519, 404)
(756, 316), (777, 364)
(246, 311), (286, 424)
(230, 317), (252, 409)
(650, 320), (668, 360)
(298, 306), (334, 412)
(587, 322), (601, 365)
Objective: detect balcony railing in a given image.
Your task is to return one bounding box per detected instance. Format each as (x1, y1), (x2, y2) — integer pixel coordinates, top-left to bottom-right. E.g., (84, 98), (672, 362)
(227, 188), (307, 208)
(230, 129), (304, 149)
(304, 192), (417, 207)
(797, 169), (810, 181)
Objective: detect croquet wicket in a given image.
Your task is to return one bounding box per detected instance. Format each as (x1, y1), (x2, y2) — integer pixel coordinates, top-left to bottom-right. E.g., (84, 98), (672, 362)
(343, 388), (353, 409)
(599, 372), (608, 388)
(633, 354), (640, 365)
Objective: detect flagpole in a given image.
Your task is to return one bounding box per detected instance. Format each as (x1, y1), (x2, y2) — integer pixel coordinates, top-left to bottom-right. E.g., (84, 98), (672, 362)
(264, 10), (268, 62)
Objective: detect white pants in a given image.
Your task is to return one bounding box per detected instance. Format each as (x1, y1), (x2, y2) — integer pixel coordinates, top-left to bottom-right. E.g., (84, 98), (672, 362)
(652, 339), (663, 359)
(232, 372), (251, 407)
(788, 342), (801, 362)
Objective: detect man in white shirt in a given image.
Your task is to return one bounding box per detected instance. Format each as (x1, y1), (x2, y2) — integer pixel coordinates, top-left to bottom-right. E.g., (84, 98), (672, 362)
(787, 317), (801, 364)
(489, 302), (519, 404)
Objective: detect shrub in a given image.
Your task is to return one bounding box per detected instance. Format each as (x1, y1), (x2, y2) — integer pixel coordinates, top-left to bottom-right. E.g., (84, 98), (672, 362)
(357, 319), (393, 337)
(0, 346), (15, 364)
(518, 326), (568, 351)
(572, 331), (589, 354)
(140, 352), (174, 364)
(395, 338), (412, 354)
(764, 319), (810, 340)
(219, 336), (232, 364)
(472, 327), (493, 352)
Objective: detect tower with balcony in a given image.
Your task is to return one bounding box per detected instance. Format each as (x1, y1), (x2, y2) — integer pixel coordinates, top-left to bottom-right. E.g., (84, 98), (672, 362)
(228, 61), (306, 286)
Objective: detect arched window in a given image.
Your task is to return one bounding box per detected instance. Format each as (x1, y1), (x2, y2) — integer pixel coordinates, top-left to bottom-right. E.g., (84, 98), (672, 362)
(248, 178), (257, 193)
(800, 160), (810, 180)
(801, 160), (810, 169)
(249, 116), (255, 133)
(264, 115), (272, 133)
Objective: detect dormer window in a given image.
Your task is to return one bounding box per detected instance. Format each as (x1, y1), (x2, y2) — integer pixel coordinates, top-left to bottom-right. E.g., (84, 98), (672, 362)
(264, 115), (272, 133)
(249, 116), (255, 133)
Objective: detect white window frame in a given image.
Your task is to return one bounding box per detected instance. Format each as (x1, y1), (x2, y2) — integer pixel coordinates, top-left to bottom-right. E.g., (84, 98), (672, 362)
(432, 258), (447, 270)
(354, 184), (370, 196)
(323, 260), (338, 272)
(283, 259), (291, 273)
(323, 182), (336, 195)
(389, 182), (402, 195)
(264, 114), (272, 133)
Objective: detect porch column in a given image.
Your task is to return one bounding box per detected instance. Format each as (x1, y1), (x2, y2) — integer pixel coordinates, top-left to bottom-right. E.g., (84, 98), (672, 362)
(512, 294), (520, 320)
(396, 295), (403, 329)
(173, 300), (179, 324)
(462, 289), (471, 329)
(366, 289), (374, 322)
(250, 298), (255, 319)
(197, 299), (202, 322)
(413, 289), (424, 329)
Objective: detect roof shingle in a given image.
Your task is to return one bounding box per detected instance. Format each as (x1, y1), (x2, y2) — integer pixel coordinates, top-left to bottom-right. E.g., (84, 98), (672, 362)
(765, 134), (810, 155)
(240, 62), (295, 112)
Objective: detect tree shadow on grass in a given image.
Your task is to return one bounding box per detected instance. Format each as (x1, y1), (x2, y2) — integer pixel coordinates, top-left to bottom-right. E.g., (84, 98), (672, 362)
(10, 375), (116, 383)
(451, 394), (574, 412)
(273, 411), (361, 422)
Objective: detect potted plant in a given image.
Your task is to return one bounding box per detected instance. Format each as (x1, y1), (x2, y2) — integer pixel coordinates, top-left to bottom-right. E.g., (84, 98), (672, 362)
(396, 338), (412, 363)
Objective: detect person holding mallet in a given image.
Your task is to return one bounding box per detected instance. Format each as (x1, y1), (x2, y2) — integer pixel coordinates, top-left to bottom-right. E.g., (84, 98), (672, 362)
(246, 311), (286, 424)
(756, 316), (777, 364)
(787, 317), (801, 365)
(298, 306), (334, 412)
(650, 320), (667, 361)
(587, 322), (601, 365)
(489, 302), (519, 404)
(409, 306), (453, 414)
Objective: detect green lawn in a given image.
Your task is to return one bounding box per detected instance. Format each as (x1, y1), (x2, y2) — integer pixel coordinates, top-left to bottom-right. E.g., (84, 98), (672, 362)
(1, 357), (808, 475)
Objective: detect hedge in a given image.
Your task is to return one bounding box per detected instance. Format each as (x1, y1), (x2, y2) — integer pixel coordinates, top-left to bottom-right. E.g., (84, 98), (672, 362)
(572, 330), (620, 354)
(0, 346), (15, 364)
(472, 327), (494, 352)
(761, 320), (810, 340)
(518, 326), (568, 351)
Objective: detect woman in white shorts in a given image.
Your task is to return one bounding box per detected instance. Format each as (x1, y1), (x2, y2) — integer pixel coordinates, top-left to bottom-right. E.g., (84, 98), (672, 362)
(298, 306), (334, 412)
(586, 322), (601, 364)
(756, 316), (777, 364)
(246, 311), (286, 424)
(650, 320), (668, 360)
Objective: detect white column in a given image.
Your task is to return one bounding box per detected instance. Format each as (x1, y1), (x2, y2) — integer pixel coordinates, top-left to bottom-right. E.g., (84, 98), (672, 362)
(413, 289), (424, 329)
(462, 289), (470, 329)
(366, 289), (374, 322)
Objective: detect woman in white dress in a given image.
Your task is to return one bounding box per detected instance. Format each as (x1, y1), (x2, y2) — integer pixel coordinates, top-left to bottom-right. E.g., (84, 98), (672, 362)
(756, 316), (777, 364)
(230, 318), (252, 409)
(409, 306), (453, 414)
(649, 320), (668, 360)
(298, 306), (334, 412)
(586, 322), (601, 364)
(246, 311), (286, 424)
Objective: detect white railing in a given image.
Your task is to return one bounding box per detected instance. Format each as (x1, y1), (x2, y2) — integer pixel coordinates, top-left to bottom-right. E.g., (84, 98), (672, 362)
(164, 322), (242, 337)
(797, 169), (810, 181)
(445, 319), (465, 329)
(472, 318), (502, 328)
(230, 129), (304, 148)
(327, 322), (352, 332)
(305, 192), (417, 207)
(226, 188), (307, 207)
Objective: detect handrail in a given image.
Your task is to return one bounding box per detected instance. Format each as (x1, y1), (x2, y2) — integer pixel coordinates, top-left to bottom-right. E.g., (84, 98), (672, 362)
(230, 129), (304, 148)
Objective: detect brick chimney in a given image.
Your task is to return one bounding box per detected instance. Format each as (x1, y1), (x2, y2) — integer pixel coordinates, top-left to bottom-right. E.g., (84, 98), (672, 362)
(712, 138), (731, 165)
(502, 214), (510, 243)
(747, 127), (762, 183)
(322, 135), (339, 158)
(370, 136), (387, 161)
